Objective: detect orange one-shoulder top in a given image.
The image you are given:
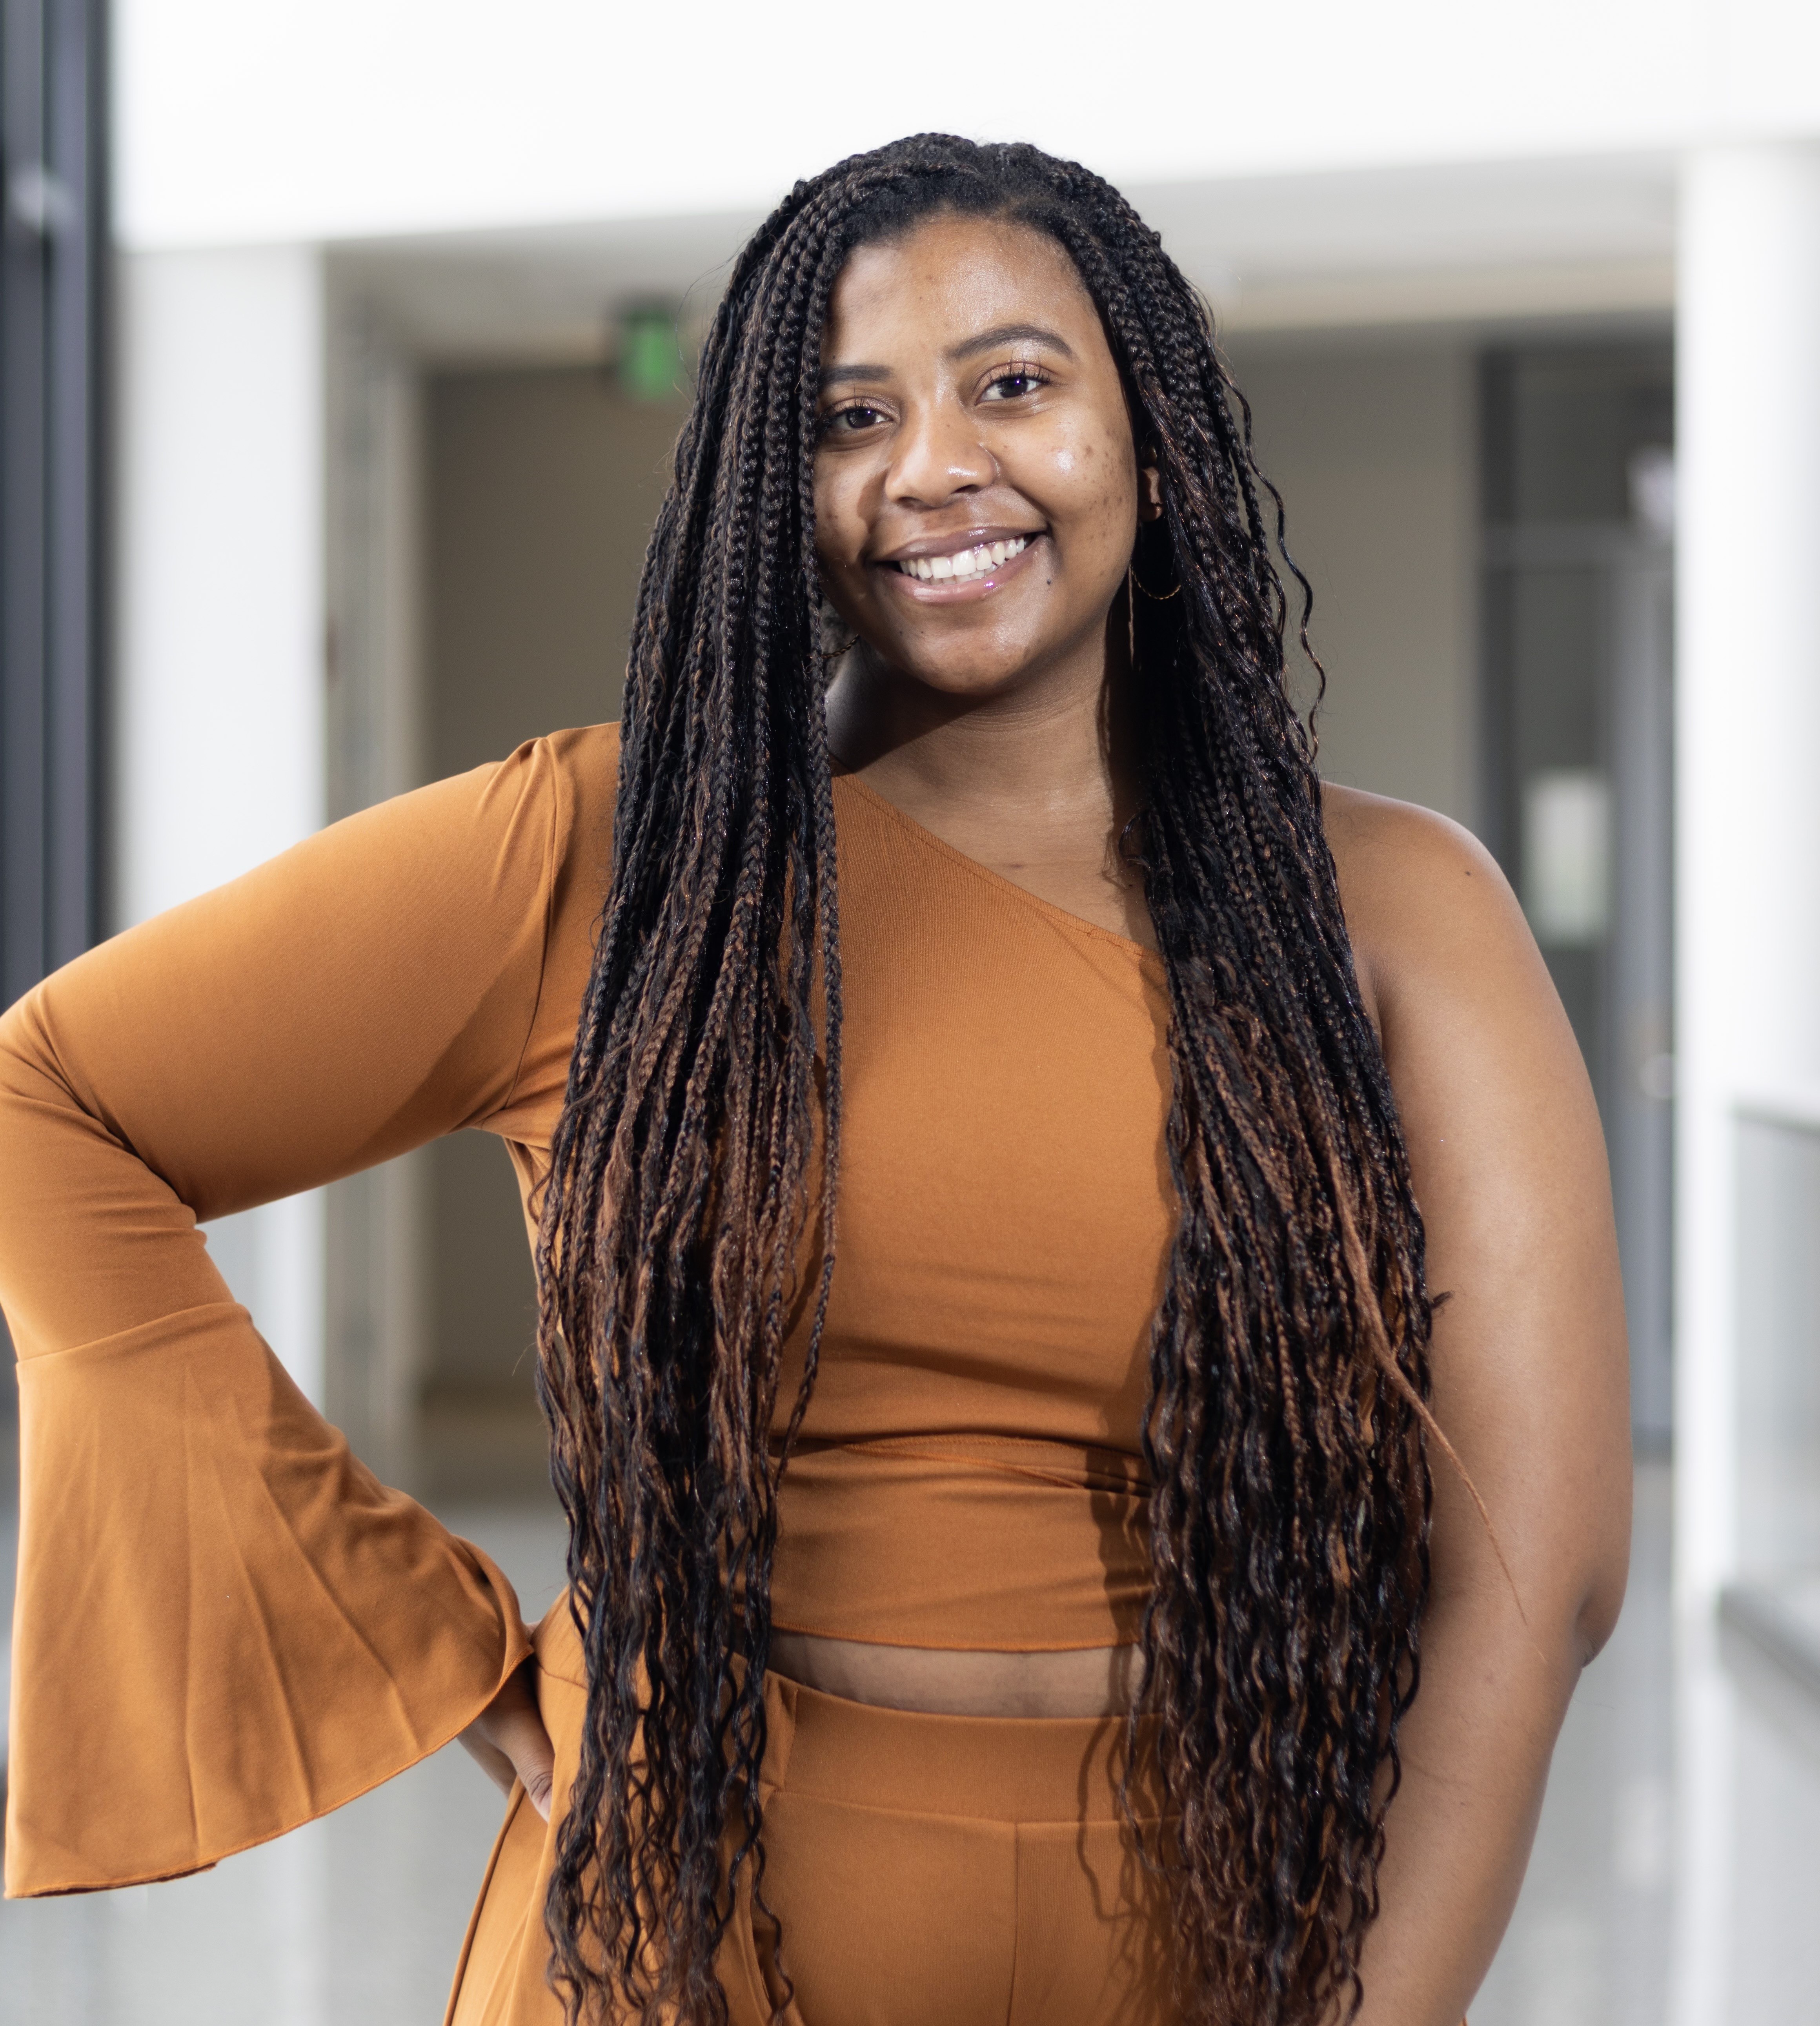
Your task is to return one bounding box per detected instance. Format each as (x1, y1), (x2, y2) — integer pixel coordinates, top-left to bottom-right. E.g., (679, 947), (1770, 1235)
(0, 722), (1174, 1897)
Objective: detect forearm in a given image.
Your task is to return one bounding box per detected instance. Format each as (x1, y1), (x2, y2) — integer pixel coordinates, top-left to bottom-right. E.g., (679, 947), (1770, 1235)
(1348, 1587), (1583, 2026)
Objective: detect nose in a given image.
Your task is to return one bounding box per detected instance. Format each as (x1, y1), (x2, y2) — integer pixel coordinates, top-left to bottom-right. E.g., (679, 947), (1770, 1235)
(885, 391), (996, 508)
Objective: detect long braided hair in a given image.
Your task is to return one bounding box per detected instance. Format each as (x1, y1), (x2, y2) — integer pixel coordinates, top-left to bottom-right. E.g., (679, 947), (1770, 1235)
(534, 134), (1434, 2026)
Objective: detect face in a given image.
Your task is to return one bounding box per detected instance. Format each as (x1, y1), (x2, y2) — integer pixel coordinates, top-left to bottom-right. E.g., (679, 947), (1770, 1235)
(813, 211), (1156, 704)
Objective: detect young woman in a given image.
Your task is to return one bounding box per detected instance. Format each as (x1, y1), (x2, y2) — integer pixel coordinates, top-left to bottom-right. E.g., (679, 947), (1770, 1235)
(0, 137), (1631, 2025)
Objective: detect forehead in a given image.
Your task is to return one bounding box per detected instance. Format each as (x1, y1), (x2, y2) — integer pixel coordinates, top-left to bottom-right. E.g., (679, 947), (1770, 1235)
(824, 212), (1110, 364)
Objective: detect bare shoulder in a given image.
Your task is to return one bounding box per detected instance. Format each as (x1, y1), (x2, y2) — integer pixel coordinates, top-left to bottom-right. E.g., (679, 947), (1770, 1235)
(1319, 782), (1531, 1039)
(1319, 793), (1627, 1655)
(1317, 783), (1598, 1187)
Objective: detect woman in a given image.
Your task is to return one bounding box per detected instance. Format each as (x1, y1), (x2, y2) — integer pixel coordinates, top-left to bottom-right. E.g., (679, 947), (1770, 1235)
(0, 137), (1631, 2025)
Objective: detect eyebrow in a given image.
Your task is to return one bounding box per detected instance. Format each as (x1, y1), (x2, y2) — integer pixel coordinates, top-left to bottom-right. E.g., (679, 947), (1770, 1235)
(818, 361), (893, 391)
(817, 322), (1077, 391)
(947, 322), (1076, 364)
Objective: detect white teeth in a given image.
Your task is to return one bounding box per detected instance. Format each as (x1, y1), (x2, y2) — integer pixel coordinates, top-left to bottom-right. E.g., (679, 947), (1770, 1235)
(894, 534), (1031, 582)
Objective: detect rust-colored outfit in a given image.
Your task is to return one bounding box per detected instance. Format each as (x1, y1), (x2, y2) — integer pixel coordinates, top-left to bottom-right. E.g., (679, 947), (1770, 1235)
(0, 724), (1179, 2022)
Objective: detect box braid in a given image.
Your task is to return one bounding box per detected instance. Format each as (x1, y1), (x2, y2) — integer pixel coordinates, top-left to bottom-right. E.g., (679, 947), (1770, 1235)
(533, 134), (1436, 2026)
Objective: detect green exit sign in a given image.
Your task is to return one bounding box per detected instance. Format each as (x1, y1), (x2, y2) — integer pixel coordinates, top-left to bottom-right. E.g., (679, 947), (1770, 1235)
(619, 308), (683, 402)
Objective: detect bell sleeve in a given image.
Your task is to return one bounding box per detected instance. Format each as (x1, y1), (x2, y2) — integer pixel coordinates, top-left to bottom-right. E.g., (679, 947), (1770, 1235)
(0, 736), (578, 1895)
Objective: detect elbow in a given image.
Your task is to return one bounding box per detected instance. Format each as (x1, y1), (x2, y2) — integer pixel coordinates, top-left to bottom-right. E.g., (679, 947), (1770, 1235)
(1573, 1549), (1630, 1668)
(1569, 1463), (1634, 1667)
(1578, 1419), (1636, 1664)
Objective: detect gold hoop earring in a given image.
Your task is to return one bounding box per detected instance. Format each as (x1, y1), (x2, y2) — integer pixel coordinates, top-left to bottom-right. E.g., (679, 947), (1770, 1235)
(1127, 560), (1179, 669)
(1128, 562), (1181, 602)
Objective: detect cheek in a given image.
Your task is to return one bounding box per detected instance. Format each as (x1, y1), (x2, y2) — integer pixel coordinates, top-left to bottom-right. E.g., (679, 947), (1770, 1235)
(1053, 432), (1138, 556)
(812, 467), (864, 576)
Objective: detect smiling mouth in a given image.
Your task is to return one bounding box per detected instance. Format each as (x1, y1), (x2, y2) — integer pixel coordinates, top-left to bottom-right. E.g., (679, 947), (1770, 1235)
(886, 534), (1035, 583)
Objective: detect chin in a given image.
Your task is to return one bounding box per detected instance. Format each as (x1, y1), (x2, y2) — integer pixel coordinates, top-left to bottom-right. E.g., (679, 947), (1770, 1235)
(898, 662), (1034, 703)
(882, 634), (1050, 698)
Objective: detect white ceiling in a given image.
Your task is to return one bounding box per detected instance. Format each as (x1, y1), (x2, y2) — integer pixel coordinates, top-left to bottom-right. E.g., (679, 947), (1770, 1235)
(119, 0), (1819, 251)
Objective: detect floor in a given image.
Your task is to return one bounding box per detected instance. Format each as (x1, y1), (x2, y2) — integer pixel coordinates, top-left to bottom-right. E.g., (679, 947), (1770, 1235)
(3, 1461), (1818, 2025)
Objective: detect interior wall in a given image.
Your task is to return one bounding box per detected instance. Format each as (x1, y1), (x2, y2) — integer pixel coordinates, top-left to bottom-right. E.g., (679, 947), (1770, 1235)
(1227, 336), (1479, 829)
(424, 365), (684, 775)
(417, 364), (688, 1494)
(419, 342), (1481, 828)
(322, 299), (428, 1483)
(117, 246), (330, 1407)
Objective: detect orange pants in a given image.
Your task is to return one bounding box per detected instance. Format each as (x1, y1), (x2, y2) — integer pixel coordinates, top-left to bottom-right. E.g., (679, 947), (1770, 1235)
(449, 1609), (1180, 2025)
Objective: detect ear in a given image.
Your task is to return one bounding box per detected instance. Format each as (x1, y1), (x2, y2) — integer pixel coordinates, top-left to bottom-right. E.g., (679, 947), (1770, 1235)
(1138, 458), (1164, 522)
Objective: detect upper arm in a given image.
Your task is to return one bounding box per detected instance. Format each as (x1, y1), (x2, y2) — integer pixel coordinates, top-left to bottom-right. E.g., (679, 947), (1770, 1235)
(0, 741), (603, 1899)
(1325, 787), (1632, 1657)
(0, 742), (564, 1360)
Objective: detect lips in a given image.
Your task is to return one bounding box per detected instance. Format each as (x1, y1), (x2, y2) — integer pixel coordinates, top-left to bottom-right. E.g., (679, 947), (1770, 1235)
(884, 534), (1036, 583)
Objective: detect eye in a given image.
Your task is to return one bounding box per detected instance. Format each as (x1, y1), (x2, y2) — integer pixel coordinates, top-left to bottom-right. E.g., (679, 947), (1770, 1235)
(980, 363), (1051, 403)
(819, 401), (888, 437)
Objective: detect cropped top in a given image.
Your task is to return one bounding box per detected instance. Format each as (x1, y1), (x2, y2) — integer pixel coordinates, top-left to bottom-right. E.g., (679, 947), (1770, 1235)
(0, 722), (1174, 1895)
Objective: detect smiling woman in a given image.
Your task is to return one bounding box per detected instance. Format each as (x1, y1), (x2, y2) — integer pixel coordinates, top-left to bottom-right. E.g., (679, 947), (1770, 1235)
(0, 137), (1628, 2026)
(811, 214), (1165, 955)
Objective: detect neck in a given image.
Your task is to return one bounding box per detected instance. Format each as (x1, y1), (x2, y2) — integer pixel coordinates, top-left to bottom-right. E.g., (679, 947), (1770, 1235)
(823, 608), (1155, 949)
(825, 621), (1134, 829)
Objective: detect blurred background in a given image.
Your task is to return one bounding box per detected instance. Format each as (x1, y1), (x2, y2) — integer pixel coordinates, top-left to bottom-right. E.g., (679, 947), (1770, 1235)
(4, 0), (1820, 2019)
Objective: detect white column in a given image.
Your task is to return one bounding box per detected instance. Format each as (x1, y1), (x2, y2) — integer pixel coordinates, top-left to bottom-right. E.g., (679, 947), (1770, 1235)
(114, 245), (328, 1403)
(1674, 146), (1820, 1612)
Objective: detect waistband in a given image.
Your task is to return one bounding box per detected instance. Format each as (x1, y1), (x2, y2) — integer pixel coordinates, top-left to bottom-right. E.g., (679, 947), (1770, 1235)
(759, 1671), (1167, 1824)
(532, 1607), (1172, 1824)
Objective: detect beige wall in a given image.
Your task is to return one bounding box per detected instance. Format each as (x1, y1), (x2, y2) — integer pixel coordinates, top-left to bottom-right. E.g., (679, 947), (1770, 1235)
(417, 366), (688, 1492)
(1228, 337), (1480, 829)
(420, 345), (1480, 818)
(425, 366), (688, 773)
